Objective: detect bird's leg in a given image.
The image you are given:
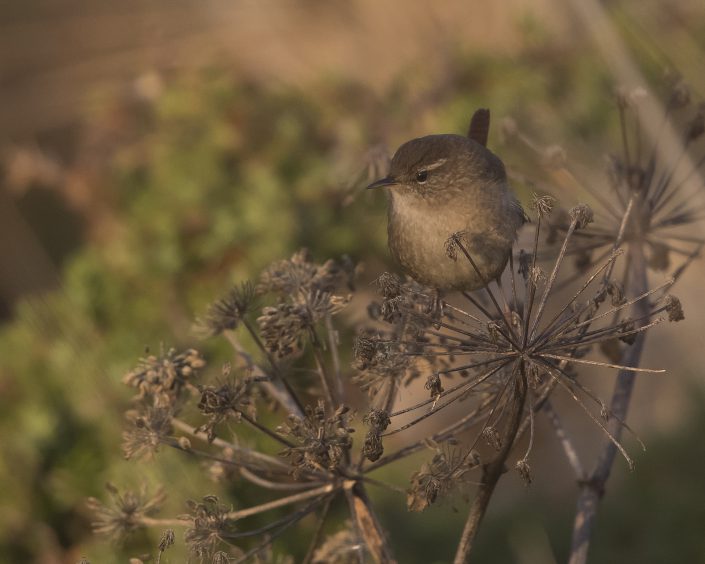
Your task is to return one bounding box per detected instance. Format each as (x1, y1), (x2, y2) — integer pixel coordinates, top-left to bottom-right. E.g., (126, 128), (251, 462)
(428, 288), (444, 329)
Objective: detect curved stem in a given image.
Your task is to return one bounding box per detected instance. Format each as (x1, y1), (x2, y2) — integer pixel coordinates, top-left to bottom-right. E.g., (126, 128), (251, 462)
(453, 365), (528, 563)
(568, 243), (649, 564)
(242, 319), (306, 415)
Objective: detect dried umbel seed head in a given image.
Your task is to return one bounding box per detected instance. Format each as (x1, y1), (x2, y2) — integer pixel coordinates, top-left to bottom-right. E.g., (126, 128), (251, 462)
(363, 409), (391, 462)
(258, 248), (356, 299)
(375, 272), (403, 299)
(197, 282), (256, 336)
(184, 496), (234, 558)
(516, 459), (532, 485)
(159, 529), (176, 552)
(444, 231), (470, 262)
(277, 401), (355, 477)
(424, 373), (444, 398)
(196, 377), (254, 442)
(352, 333), (410, 396)
(123, 347), (206, 406)
(87, 484), (166, 542)
(364, 409), (391, 433)
(122, 407), (173, 460)
(352, 334), (378, 368)
(663, 295), (685, 322)
(362, 434), (385, 462)
(407, 447), (480, 512)
(531, 194), (555, 218)
(569, 204), (594, 229)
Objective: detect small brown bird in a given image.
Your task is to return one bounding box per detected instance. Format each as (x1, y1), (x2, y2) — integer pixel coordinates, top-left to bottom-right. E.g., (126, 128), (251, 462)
(368, 109), (525, 291)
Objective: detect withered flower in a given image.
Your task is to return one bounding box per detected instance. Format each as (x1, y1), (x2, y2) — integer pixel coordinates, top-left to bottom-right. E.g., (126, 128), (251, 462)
(362, 409), (391, 462)
(257, 291), (350, 359)
(196, 375), (255, 442)
(277, 401), (354, 477)
(257, 248), (354, 297)
(183, 496), (235, 559)
(123, 347), (205, 406)
(197, 282), (256, 337)
(87, 483), (166, 542)
(407, 445), (480, 512)
(352, 333), (412, 398)
(122, 406), (173, 460)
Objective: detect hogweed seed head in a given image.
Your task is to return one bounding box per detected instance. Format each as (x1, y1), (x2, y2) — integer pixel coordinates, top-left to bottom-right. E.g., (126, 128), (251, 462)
(569, 204), (594, 229)
(361, 199), (677, 480)
(87, 484), (166, 542)
(122, 406), (173, 460)
(197, 282), (256, 336)
(123, 346), (205, 407)
(531, 193), (555, 218)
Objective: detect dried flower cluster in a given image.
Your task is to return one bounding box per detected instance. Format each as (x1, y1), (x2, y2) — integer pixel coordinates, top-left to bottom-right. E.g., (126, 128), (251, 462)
(277, 401), (354, 478)
(359, 198), (682, 493)
(86, 483), (166, 541)
(122, 346), (205, 406)
(87, 83), (701, 563)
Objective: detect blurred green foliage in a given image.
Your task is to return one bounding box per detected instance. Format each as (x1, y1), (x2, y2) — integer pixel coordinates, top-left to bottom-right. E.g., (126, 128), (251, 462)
(1, 15), (704, 561)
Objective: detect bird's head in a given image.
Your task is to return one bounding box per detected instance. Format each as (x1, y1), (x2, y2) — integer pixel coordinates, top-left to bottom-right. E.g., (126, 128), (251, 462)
(367, 134), (503, 203)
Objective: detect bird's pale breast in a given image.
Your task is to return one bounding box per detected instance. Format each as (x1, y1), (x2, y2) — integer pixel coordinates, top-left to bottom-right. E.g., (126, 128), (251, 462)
(388, 185), (517, 291)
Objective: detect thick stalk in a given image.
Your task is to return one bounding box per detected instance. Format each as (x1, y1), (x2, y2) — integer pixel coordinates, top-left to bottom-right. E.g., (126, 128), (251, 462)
(453, 366), (528, 564)
(345, 480), (397, 563)
(568, 243), (648, 564)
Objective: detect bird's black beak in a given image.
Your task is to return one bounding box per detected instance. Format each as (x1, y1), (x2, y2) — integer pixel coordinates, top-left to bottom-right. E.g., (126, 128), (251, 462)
(366, 176), (397, 190)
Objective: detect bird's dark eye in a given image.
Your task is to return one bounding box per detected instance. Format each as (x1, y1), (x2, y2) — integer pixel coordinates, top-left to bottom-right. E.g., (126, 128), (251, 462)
(415, 170), (428, 184)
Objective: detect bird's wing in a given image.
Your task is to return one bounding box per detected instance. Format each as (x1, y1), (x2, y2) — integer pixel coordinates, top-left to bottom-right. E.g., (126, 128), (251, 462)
(467, 108), (490, 147)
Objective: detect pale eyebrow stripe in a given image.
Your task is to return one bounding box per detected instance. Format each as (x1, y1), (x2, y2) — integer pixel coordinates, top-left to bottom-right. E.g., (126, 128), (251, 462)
(422, 158), (448, 172)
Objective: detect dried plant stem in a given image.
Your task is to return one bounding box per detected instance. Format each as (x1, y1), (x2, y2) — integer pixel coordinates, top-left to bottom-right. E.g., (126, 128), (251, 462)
(345, 480), (397, 564)
(544, 400), (585, 479)
(230, 496), (329, 563)
(325, 314), (345, 401)
(310, 327), (337, 409)
(242, 319), (305, 415)
(239, 468), (324, 491)
(568, 244), (649, 564)
(453, 366), (528, 564)
(225, 483), (336, 521)
(302, 496), (334, 564)
(141, 517), (189, 527)
(171, 418), (290, 470)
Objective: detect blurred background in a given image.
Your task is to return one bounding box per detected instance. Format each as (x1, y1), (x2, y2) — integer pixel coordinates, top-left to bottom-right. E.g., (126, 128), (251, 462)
(1, 1), (705, 562)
